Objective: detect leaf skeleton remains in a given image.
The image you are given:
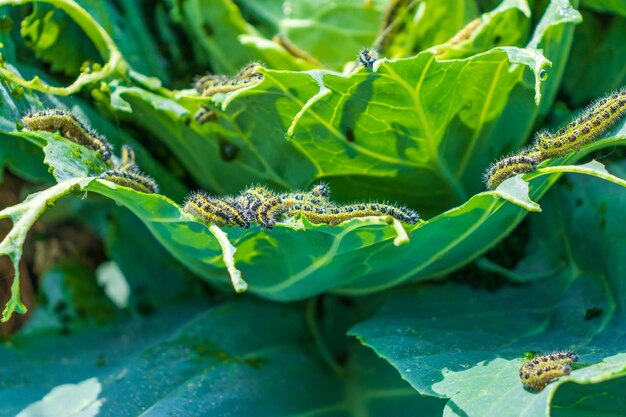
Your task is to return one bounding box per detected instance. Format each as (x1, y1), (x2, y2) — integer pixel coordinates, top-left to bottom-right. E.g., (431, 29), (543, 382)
(484, 87), (626, 190)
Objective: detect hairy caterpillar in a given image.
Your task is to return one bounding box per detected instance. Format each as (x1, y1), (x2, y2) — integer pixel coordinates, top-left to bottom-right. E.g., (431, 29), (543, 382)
(184, 191), (249, 228)
(22, 109), (113, 161)
(519, 351), (578, 391)
(194, 107), (217, 124)
(289, 202), (419, 226)
(311, 182), (330, 198)
(537, 88), (626, 159)
(255, 195), (285, 229)
(484, 154), (539, 190)
(357, 49), (379, 70)
(118, 145), (138, 172)
(194, 62), (264, 97)
(235, 185), (275, 223)
(99, 170), (159, 194)
(520, 363), (571, 391)
(255, 188), (334, 229)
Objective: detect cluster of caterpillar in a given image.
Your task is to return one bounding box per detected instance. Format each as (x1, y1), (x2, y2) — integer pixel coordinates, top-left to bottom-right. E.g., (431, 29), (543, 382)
(22, 109), (113, 161)
(484, 87), (626, 190)
(99, 144), (159, 194)
(183, 183), (419, 229)
(519, 351), (579, 391)
(22, 109), (158, 194)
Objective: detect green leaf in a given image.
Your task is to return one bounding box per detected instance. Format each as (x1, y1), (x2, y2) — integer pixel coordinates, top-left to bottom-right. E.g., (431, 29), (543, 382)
(581, 0), (626, 16)
(350, 159), (626, 416)
(2, 123), (625, 318)
(20, 3), (101, 76)
(0, 298), (436, 416)
(561, 9), (626, 107)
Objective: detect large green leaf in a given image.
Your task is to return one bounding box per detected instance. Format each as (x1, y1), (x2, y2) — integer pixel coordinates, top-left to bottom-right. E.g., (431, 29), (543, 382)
(1, 121), (624, 321)
(561, 8), (626, 108)
(581, 0), (626, 16)
(350, 159), (626, 416)
(0, 296), (437, 417)
(104, 0), (579, 216)
(1, 0), (581, 213)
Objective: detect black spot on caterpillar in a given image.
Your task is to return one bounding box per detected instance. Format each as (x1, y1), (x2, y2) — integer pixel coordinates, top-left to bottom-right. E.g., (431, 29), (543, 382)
(184, 191), (249, 228)
(484, 154), (539, 190)
(22, 109), (113, 161)
(99, 170), (159, 194)
(519, 351), (579, 391)
(537, 87), (626, 159)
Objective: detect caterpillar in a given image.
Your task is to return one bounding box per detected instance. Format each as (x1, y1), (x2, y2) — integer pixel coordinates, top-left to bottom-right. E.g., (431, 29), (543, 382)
(357, 49), (379, 70)
(519, 351), (578, 391)
(99, 170), (159, 194)
(255, 195), (285, 229)
(194, 107), (217, 125)
(520, 363), (571, 391)
(118, 145), (138, 172)
(22, 109), (113, 161)
(289, 202), (419, 226)
(184, 191), (249, 228)
(255, 189), (334, 229)
(194, 63), (264, 97)
(484, 154), (539, 190)
(537, 88), (626, 159)
(311, 182), (330, 198)
(236, 185), (275, 223)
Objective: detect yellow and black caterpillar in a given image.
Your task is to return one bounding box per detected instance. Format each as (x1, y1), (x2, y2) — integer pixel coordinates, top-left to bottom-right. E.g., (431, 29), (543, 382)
(183, 183), (419, 229)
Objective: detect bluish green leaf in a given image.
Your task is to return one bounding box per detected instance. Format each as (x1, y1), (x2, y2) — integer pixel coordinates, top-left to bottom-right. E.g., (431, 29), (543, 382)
(350, 159), (626, 416)
(0, 298), (434, 417)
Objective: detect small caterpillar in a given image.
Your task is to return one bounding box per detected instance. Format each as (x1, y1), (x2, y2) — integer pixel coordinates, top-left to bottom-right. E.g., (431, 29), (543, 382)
(255, 189), (334, 229)
(484, 154), (539, 190)
(311, 182), (330, 198)
(520, 363), (571, 391)
(519, 351), (578, 391)
(255, 195), (284, 229)
(194, 107), (217, 124)
(289, 202), (419, 226)
(537, 87), (626, 159)
(99, 170), (159, 194)
(22, 109), (113, 161)
(236, 185), (275, 223)
(194, 63), (264, 97)
(357, 49), (379, 70)
(184, 191), (249, 228)
(118, 145), (138, 172)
